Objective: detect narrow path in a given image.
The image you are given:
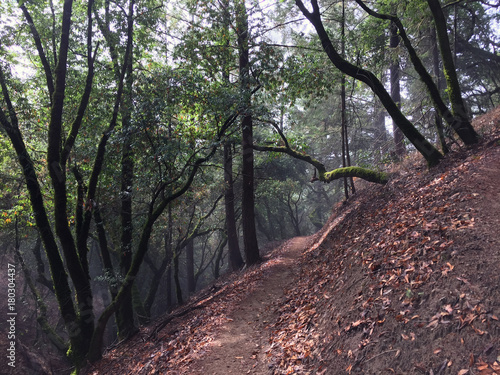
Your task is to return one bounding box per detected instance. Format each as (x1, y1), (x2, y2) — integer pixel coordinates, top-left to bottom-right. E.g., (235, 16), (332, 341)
(188, 236), (311, 374)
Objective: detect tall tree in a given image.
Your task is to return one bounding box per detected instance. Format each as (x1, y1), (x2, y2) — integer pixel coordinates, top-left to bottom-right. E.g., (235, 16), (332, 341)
(431, 26), (449, 154)
(116, 0), (137, 341)
(426, 0), (478, 145)
(221, 0), (244, 271)
(236, 0), (260, 265)
(295, 0), (443, 167)
(389, 20), (406, 158)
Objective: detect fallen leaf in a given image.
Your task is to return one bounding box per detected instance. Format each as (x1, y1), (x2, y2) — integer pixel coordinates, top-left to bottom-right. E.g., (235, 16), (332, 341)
(473, 326), (486, 335)
(456, 277), (470, 284)
(458, 370), (469, 375)
(426, 319), (439, 329)
(443, 304), (453, 314)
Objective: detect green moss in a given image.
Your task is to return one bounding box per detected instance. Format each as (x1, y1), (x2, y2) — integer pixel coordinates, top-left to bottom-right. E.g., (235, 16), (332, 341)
(321, 166), (389, 184)
(66, 336), (87, 374)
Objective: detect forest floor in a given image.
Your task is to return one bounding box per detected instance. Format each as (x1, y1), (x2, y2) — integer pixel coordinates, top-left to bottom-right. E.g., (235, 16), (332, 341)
(1, 106), (495, 375)
(79, 107), (500, 375)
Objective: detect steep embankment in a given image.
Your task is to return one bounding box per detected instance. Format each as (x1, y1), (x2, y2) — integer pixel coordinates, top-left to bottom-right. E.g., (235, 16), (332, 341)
(266, 111), (500, 374)
(83, 109), (500, 375)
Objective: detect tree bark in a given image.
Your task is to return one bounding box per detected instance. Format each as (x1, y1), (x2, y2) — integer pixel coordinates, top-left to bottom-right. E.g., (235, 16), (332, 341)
(426, 0), (478, 145)
(173, 246), (183, 305)
(42, 0), (95, 365)
(237, 0), (260, 265)
(224, 142), (245, 270)
(390, 20), (406, 158)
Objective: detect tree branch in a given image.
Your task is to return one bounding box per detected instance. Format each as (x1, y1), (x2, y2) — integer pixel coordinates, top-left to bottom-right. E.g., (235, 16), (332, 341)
(295, 0), (443, 166)
(252, 144), (388, 184)
(353, 0), (477, 144)
(61, 0), (98, 166)
(19, 3), (55, 102)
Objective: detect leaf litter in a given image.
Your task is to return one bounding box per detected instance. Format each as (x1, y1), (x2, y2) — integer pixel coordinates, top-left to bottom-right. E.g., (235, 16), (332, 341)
(82, 113), (500, 375)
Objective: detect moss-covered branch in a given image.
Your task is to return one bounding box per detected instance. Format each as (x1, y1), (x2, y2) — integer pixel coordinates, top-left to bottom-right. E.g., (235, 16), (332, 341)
(323, 166), (388, 184)
(253, 144), (388, 184)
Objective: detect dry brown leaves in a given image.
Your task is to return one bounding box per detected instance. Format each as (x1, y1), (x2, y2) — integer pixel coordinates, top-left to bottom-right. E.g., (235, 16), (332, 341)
(82, 260), (274, 375)
(82, 120), (500, 375)
(267, 136), (500, 374)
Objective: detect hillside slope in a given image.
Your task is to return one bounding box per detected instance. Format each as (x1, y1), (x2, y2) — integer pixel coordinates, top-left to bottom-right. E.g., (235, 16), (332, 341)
(82, 109), (500, 375)
(266, 115), (500, 374)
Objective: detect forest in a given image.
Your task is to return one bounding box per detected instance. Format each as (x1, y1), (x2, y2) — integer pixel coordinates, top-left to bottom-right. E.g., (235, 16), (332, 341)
(0, 0), (499, 373)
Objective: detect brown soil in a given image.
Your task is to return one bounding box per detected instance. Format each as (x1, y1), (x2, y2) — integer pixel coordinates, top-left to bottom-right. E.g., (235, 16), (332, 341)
(6, 108), (498, 375)
(187, 236), (312, 375)
(263, 110), (500, 375)
(82, 108), (500, 375)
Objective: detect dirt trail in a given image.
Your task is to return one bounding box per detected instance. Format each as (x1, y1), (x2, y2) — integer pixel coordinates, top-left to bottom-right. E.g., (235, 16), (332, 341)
(80, 117), (500, 375)
(188, 236), (311, 375)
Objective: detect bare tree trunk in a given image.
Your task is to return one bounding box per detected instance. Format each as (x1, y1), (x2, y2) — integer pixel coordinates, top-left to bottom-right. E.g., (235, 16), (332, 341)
(341, 0), (349, 199)
(431, 27), (449, 154)
(390, 20), (406, 158)
(186, 239), (195, 294)
(173, 247), (183, 305)
(426, 0), (478, 144)
(224, 142), (244, 270)
(340, 0), (355, 196)
(237, 0), (260, 265)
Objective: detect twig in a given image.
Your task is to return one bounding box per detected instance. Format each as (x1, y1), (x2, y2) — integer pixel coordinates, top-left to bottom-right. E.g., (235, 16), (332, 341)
(363, 349), (400, 363)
